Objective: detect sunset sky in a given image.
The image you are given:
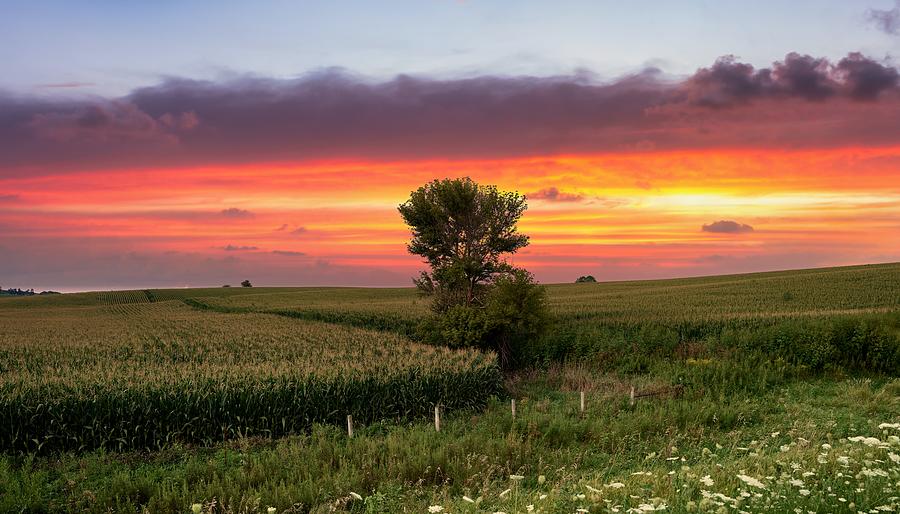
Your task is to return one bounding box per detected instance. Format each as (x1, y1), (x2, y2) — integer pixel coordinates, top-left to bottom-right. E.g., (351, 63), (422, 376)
(2, 1), (900, 291)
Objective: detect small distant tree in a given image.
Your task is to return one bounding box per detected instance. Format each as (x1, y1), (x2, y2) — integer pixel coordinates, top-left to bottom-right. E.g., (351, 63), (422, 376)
(222, 284), (231, 288)
(240, 280), (252, 287)
(575, 275), (597, 283)
(400, 177), (549, 369)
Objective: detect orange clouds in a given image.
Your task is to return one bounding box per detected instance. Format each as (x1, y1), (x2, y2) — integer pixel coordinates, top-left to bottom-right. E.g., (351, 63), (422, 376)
(1, 146), (898, 290)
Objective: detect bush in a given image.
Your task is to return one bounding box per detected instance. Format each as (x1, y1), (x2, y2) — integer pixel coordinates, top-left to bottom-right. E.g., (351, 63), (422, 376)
(418, 270), (550, 369)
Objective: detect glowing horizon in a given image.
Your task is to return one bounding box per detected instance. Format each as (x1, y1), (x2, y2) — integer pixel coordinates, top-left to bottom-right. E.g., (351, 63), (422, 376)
(2, 144), (898, 291)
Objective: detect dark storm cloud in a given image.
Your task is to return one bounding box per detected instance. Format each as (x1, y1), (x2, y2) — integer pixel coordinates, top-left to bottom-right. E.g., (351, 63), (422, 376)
(682, 53), (898, 105)
(2, 53), (900, 177)
(702, 220), (755, 234)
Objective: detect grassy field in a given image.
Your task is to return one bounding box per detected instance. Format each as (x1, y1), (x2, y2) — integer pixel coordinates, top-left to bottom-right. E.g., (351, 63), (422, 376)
(1, 263), (899, 513)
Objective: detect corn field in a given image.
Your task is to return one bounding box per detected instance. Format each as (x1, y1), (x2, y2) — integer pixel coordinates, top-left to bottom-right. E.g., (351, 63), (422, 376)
(0, 299), (501, 453)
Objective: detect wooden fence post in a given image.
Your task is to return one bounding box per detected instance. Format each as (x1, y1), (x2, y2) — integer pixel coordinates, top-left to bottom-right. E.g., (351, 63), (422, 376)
(511, 398), (516, 419)
(630, 386), (635, 407)
(347, 415), (353, 438)
(434, 404), (441, 432)
(580, 391), (585, 415)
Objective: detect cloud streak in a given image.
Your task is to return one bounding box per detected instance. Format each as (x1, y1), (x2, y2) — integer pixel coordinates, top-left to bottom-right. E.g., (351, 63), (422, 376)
(3, 52), (900, 177)
(702, 220), (755, 234)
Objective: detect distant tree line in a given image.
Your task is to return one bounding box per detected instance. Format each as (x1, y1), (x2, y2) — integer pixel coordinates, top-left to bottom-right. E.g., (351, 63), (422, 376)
(0, 287), (60, 296)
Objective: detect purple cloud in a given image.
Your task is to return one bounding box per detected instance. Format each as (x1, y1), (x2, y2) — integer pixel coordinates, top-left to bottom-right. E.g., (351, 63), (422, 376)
(868, 1), (900, 35)
(702, 220), (755, 234)
(2, 53), (900, 177)
(526, 187), (584, 202)
(220, 208), (254, 219)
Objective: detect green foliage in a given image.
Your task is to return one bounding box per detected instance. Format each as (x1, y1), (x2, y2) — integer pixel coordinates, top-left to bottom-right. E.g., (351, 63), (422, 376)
(418, 270), (550, 369)
(575, 275), (597, 283)
(398, 177), (529, 308)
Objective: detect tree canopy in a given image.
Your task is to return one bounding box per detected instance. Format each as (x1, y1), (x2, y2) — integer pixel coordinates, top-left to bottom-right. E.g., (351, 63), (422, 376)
(398, 177), (529, 310)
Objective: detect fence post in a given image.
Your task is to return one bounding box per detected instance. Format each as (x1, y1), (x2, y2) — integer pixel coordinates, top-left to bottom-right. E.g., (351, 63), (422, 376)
(580, 391), (585, 415)
(347, 415), (353, 438)
(630, 386), (635, 407)
(434, 404), (441, 432)
(511, 398), (516, 419)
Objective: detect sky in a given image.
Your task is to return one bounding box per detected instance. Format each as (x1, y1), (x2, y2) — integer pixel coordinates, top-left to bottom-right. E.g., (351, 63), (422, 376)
(1, 0), (900, 291)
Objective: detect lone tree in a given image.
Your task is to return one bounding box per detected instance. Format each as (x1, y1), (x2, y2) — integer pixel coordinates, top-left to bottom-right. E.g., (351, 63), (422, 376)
(240, 279), (252, 287)
(399, 177), (548, 369)
(575, 275), (597, 283)
(399, 177), (529, 310)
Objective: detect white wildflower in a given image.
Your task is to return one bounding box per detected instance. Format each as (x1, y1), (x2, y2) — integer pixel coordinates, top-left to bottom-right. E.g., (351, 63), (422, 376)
(799, 489), (810, 496)
(463, 496), (475, 503)
(267, 508), (276, 514)
(510, 474), (525, 481)
(191, 505), (202, 514)
(499, 488), (511, 497)
(878, 423), (900, 430)
(428, 507), (444, 513)
(736, 475), (766, 489)
(585, 484), (601, 493)
(349, 492), (363, 501)
(700, 475), (714, 486)
(606, 482), (626, 489)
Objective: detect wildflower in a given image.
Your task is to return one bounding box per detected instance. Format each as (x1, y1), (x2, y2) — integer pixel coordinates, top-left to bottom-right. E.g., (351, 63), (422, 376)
(889, 452), (900, 464)
(736, 475), (766, 489)
(700, 475), (714, 486)
(463, 496), (475, 503)
(539, 494), (547, 500)
(349, 492), (363, 501)
(191, 505), (202, 514)
(789, 479), (804, 487)
(510, 474), (525, 481)
(428, 506), (444, 513)
(526, 506), (534, 513)
(878, 423), (900, 430)
(799, 490), (810, 496)
(848, 436), (883, 446)
(267, 508), (276, 514)
(585, 484), (601, 493)
(607, 482), (626, 489)
(821, 443), (832, 450)
(537, 475), (546, 484)
(499, 488), (511, 497)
